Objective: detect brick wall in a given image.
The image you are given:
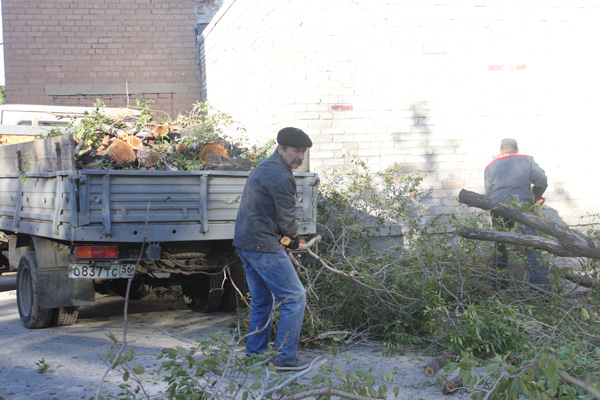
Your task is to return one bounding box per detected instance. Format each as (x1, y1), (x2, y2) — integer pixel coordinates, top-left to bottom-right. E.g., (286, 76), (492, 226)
(199, 0), (600, 228)
(1, 0), (218, 117)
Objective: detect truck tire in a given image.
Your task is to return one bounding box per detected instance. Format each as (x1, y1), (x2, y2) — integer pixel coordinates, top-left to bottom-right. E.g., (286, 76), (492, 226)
(219, 259), (249, 312)
(16, 251), (52, 329)
(51, 306), (80, 326)
(182, 273), (224, 313)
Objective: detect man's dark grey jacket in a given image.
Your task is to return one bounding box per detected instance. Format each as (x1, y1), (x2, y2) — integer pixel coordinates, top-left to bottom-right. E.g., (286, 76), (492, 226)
(233, 150), (298, 252)
(484, 153), (548, 203)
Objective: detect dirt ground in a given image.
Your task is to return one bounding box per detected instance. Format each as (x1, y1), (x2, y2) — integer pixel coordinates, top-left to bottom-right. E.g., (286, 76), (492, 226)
(0, 282), (471, 400)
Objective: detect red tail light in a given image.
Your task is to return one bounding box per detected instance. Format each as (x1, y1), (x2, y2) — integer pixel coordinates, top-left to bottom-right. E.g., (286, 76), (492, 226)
(74, 246), (119, 259)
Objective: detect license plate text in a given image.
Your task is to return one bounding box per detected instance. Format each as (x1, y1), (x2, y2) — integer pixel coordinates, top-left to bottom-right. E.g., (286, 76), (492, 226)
(68, 264), (136, 279)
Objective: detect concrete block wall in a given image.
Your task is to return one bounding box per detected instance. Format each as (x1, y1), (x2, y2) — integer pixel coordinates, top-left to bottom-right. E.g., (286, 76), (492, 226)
(200, 0), (600, 228)
(2, 0), (213, 117)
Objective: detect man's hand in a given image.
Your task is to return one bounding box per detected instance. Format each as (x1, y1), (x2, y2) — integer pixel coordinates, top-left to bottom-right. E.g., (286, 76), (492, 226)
(536, 197), (546, 206)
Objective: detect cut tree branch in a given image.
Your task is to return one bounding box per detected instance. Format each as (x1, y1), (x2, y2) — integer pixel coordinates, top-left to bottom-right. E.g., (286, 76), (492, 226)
(457, 227), (580, 257)
(458, 189), (600, 259)
(425, 350), (454, 377)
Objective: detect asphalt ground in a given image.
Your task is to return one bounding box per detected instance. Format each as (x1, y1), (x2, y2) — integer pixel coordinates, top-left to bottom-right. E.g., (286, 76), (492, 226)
(0, 280), (469, 400)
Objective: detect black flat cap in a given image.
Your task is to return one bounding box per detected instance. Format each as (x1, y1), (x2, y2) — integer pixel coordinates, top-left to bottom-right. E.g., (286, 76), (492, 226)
(277, 127), (312, 148)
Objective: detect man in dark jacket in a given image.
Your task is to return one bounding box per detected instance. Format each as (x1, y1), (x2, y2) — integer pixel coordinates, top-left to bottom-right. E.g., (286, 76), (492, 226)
(233, 127), (312, 371)
(484, 138), (549, 285)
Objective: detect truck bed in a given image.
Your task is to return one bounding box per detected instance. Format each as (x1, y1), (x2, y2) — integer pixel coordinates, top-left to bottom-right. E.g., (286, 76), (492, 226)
(0, 136), (319, 243)
(0, 169), (318, 243)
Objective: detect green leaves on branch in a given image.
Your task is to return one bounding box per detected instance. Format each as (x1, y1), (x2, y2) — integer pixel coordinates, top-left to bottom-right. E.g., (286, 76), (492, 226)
(310, 159), (600, 399)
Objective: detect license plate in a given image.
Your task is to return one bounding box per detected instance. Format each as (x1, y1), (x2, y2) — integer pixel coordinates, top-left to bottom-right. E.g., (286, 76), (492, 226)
(68, 263), (136, 279)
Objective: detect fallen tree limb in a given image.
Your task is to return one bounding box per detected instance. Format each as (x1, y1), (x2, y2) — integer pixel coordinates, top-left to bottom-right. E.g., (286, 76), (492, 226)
(280, 387), (375, 400)
(564, 271), (600, 289)
(457, 227), (580, 257)
(558, 371), (600, 399)
(458, 189), (600, 259)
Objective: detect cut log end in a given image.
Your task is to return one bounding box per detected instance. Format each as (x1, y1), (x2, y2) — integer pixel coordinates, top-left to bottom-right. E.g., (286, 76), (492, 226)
(152, 124), (170, 138)
(442, 376), (464, 395)
(425, 351), (453, 377)
(126, 135), (142, 150)
(107, 139), (136, 164)
(199, 143), (228, 164)
(138, 150), (161, 168)
(176, 143), (187, 154)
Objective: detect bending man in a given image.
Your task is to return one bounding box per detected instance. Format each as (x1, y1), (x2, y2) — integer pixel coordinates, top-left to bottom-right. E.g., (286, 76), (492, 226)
(484, 138), (549, 286)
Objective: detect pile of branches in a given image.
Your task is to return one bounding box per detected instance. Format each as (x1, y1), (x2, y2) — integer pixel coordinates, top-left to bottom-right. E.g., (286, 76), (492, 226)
(52, 101), (265, 172)
(291, 160), (600, 399)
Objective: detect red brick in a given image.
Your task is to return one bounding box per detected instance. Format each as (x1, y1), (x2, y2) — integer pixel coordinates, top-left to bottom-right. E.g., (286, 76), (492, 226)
(331, 105), (354, 111)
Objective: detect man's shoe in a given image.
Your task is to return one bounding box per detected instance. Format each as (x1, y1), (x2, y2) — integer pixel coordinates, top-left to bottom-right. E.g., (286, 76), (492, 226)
(273, 356), (311, 371)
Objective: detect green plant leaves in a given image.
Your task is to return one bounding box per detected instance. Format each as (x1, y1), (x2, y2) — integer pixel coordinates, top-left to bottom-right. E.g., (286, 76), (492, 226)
(131, 365), (145, 375)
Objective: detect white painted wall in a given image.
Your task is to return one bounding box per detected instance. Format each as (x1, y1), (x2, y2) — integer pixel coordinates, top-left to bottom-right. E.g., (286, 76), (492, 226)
(199, 0), (600, 227)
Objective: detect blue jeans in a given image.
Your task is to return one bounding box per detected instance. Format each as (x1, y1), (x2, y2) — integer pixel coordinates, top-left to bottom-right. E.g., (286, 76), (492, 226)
(236, 248), (306, 361)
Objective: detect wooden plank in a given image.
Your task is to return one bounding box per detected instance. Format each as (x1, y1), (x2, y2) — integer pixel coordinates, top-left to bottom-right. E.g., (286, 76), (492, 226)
(0, 135), (76, 173)
(0, 135), (37, 145)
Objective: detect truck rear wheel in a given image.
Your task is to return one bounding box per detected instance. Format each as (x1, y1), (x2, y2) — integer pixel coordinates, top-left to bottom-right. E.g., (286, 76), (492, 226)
(219, 259), (248, 312)
(181, 273), (224, 313)
(17, 251), (52, 329)
(51, 306), (80, 326)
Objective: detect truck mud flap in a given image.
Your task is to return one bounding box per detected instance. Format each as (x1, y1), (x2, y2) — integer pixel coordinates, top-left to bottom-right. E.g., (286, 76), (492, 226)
(38, 267), (95, 308)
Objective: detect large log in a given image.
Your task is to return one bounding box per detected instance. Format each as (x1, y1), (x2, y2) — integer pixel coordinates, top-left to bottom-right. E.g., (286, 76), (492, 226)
(458, 189), (600, 259)
(457, 227), (580, 257)
(107, 139), (136, 164)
